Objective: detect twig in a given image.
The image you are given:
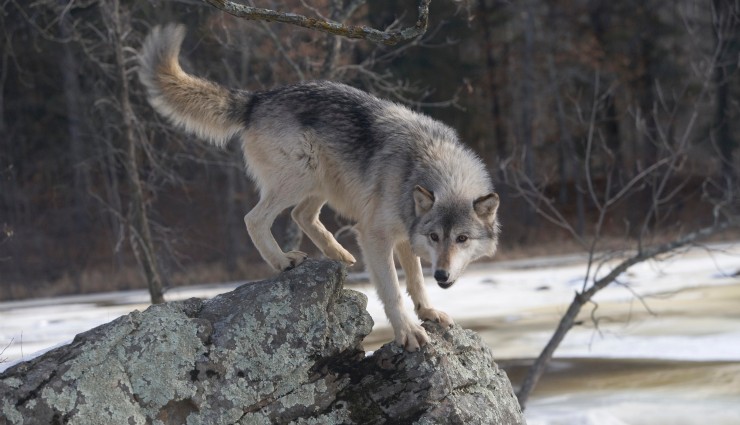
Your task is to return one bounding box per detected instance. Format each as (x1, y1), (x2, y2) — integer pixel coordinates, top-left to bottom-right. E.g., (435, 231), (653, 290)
(0, 337), (13, 364)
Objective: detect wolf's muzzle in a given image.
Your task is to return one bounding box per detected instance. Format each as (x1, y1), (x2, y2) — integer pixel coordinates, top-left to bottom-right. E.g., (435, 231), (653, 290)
(434, 270), (454, 289)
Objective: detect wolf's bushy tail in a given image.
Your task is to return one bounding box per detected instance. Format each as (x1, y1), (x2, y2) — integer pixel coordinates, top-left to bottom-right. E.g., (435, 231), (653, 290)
(138, 24), (245, 146)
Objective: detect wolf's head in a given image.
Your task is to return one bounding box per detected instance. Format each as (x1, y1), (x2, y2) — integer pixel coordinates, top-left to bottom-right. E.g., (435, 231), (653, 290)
(410, 185), (500, 288)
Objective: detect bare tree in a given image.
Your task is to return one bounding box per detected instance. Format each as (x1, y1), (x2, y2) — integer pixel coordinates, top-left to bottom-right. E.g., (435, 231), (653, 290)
(0, 0), (170, 300)
(99, 0), (166, 303)
(711, 0), (739, 190)
(477, 0), (510, 169)
(508, 4), (740, 405)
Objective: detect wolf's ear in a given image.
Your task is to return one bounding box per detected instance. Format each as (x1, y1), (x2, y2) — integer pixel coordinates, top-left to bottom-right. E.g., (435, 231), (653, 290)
(413, 185), (435, 216)
(474, 193), (499, 220)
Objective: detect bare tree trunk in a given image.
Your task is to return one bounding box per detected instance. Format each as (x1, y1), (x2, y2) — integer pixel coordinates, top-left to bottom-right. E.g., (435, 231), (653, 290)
(712, 0), (738, 189)
(102, 0), (165, 304)
(634, 4), (660, 174)
(102, 136), (126, 270)
(0, 29), (12, 220)
(588, 0), (623, 180)
(319, 0), (345, 79)
(58, 6), (92, 291)
(520, 3), (535, 178)
(58, 3), (90, 207)
(224, 159), (240, 274)
(280, 219), (304, 253)
(519, 1), (537, 233)
(603, 94), (622, 173)
(547, 53), (585, 236)
(478, 0), (508, 169)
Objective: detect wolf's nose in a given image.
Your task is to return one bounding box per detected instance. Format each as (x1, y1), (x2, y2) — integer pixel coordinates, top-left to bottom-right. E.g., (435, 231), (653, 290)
(434, 270), (450, 283)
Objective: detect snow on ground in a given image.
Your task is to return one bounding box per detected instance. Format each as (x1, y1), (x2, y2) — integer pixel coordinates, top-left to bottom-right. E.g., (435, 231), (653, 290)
(359, 242), (740, 361)
(526, 392), (740, 425)
(1, 242), (739, 424)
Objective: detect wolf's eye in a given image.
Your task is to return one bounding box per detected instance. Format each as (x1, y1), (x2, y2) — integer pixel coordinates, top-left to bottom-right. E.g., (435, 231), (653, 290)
(456, 235), (469, 243)
(429, 233), (439, 242)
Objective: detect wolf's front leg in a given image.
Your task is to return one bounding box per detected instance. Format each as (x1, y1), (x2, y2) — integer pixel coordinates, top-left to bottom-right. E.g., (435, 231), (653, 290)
(357, 230), (429, 351)
(395, 240), (454, 328)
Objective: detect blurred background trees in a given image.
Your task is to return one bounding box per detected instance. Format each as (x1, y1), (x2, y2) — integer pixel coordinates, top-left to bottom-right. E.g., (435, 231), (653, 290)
(0, 0), (738, 300)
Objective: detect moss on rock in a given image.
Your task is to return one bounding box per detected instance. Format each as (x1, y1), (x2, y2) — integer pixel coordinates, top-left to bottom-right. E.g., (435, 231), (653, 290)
(0, 260), (523, 424)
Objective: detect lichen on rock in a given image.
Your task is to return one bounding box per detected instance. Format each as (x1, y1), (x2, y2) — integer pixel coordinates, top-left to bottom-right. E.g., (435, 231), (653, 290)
(0, 260), (524, 424)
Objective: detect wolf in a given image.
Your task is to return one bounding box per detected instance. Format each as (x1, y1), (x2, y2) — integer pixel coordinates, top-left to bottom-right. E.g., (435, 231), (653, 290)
(138, 24), (501, 351)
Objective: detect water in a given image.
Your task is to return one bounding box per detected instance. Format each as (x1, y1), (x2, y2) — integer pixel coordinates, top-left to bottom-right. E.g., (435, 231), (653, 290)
(2, 243), (739, 424)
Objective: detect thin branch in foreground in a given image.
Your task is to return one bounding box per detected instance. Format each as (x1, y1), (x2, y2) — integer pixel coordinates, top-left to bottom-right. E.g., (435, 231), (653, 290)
(203, 0), (431, 45)
(515, 219), (736, 409)
(0, 337), (13, 364)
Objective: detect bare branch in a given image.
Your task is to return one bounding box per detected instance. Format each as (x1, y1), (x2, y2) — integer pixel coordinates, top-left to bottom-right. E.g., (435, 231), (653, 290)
(503, 164), (588, 248)
(517, 219), (737, 409)
(0, 337), (13, 364)
(202, 0), (431, 45)
(584, 69), (602, 211)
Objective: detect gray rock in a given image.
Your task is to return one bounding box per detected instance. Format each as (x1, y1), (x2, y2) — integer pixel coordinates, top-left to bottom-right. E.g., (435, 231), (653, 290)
(338, 321), (525, 425)
(0, 260), (524, 424)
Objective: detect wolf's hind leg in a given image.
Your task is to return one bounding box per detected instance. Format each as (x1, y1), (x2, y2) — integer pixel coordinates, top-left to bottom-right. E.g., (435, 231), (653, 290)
(395, 240), (454, 328)
(244, 192), (307, 272)
(291, 196), (356, 265)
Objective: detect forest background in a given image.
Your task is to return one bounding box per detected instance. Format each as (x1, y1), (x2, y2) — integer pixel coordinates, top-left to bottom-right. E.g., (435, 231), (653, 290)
(0, 0), (738, 300)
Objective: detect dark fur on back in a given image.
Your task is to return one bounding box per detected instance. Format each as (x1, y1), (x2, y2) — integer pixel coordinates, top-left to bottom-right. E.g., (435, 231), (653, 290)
(241, 81), (385, 171)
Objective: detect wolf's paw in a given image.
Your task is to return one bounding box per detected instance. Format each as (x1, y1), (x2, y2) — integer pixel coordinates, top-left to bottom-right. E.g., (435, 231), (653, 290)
(277, 250), (308, 271)
(324, 243), (357, 265)
(395, 321), (430, 352)
(417, 307), (454, 329)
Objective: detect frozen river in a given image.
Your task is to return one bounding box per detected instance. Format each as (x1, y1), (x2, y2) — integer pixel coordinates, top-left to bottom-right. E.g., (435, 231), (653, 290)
(2, 242), (739, 424)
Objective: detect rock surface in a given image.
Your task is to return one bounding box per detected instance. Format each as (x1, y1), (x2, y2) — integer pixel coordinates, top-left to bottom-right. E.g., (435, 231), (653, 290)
(0, 260), (525, 424)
